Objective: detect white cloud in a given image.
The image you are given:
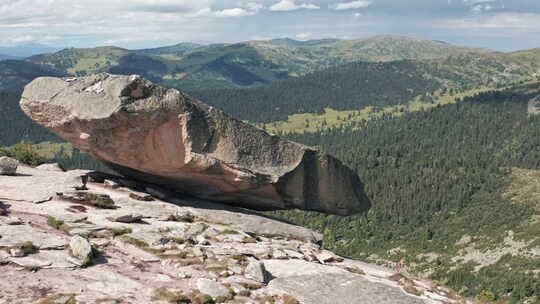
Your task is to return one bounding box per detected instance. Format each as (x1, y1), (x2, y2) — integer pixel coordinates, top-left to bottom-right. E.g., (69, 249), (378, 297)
(269, 0), (319, 11)
(295, 32), (313, 40)
(191, 3), (262, 18)
(11, 35), (35, 43)
(332, 1), (372, 10)
(246, 2), (265, 12)
(435, 12), (540, 29)
(461, 0), (500, 14)
(213, 8), (253, 17)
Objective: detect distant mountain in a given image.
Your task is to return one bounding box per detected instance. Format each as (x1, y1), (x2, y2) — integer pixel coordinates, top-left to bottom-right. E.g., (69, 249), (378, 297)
(27, 46), (132, 76)
(25, 35), (494, 90)
(0, 54), (20, 60)
(193, 49), (540, 122)
(270, 38), (342, 46)
(0, 43), (62, 58)
(134, 42), (205, 55)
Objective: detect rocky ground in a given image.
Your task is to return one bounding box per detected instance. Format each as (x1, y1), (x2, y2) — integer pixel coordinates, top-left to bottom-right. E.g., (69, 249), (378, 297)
(0, 164), (466, 304)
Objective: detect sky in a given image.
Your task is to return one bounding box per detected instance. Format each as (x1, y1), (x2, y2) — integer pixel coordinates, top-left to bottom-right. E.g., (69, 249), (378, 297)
(0, 0), (539, 51)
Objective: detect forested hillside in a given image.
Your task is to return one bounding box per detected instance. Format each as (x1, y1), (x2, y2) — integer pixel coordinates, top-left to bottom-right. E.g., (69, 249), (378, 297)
(267, 83), (540, 303)
(192, 52), (540, 122)
(0, 60), (65, 92)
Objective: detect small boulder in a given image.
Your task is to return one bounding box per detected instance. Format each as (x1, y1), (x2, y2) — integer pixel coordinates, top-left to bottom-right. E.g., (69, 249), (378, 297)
(245, 257), (271, 283)
(196, 234), (210, 246)
(129, 191), (154, 201)
(0, 216), (23, 225)
(10, 248), (25, 257)
(113, 213), (143, 223)
(316, 251), (337, 264)
(284, 249), (305, 260)
(69, 235), (94, 266)
(0, 156), (18, 175)
(103, 179), (120, 189)
(196, 278), (230, 299)
(36, 163), (65, 172)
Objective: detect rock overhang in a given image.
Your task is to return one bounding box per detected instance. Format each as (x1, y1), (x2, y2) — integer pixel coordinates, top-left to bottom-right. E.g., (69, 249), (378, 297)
(20, 73), (371, 216)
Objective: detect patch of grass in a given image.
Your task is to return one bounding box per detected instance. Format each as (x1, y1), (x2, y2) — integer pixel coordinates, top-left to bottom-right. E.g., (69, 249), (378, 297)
(166, 213), (196, 223)
(83, 243), (101, 266)
(46, 216), (71, 233)
(403, 284), (424, 297)
(191, 292), (214, 304)
(254, 295), (276, 304)
(111, 227), (133, 237)
(241, 236), (258, 244)
(345, 266), (365, 275)
(95, 298), (122, 304)
(237, 290), (251, 297)
(214, 290), (235, 303)
(239, 282), (263, 290)
(152, 289), (192, 303)
(84, 193), (116, 209)
(217, 229), (239, 235)
(122, 236), (149, 249)
(40, 293), (77, 304)
(231, 254), (249, 264)
(283, 295), (300, 304)
(159, 251), (190, 260)
(261, 87), (496, 135)
(0, 142), (43, 166)
(19, 241), (38, 255)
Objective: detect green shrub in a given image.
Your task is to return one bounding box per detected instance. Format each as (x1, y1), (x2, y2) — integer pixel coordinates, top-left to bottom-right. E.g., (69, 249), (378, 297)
(19, 241), (38, 255)
(0, 143), (43, 166)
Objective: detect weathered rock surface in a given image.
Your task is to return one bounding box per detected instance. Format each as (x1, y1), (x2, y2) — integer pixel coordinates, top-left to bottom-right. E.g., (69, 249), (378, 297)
(36, 162), (65, 172)
(0, 156), (18, 175)
(20, 74), (370, 216)
(112, 213), (143, 223)
(0, 165), (460, 304)
(196, 278), (230, 299)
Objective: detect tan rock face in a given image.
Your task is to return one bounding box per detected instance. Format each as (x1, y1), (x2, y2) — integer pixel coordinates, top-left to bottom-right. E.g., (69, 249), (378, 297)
(20, 74), (370, 215)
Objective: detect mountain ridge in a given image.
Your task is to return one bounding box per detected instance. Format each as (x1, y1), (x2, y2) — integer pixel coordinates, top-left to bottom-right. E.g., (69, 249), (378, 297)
(23, 35), (494, 90)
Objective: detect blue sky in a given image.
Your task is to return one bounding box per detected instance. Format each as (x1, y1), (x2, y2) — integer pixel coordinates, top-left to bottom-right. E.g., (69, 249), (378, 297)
(0, 0), (539, 51)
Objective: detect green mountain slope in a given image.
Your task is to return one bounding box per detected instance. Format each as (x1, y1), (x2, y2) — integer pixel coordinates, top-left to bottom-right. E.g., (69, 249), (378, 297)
(134, 42), (204, 55)
(0, 60), (65, 92)
(0, 91), (60, 146)
(25, 35), (492, 90)
(268, 83), (540, 302)
(27, 46), (131, 76)
(192, 50), (540, 122)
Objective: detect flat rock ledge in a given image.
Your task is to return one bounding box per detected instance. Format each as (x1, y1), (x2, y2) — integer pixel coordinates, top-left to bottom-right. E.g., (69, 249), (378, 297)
(20, 74), (370, 216)
(0, 165), (459, 304)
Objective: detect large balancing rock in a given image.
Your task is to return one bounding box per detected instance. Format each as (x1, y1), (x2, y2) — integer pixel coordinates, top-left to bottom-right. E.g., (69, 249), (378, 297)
(20, 74), (370, 215)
